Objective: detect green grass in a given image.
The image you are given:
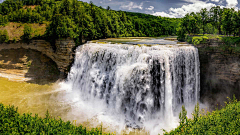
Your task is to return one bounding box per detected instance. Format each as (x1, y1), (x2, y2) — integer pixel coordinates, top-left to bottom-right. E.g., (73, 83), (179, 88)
(164, 97), (240, 135)
(0, 103), (113, 135)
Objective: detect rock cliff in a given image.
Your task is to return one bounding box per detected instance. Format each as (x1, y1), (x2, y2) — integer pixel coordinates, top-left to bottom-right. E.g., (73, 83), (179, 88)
(0, 39), (75, 84)
(198, 46), (240, 109)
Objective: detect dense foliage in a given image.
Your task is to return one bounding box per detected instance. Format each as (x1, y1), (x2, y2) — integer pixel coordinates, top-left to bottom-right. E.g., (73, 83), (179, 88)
(178, 6), (240, 37)
(0, 0), (180, 45)
(22, 24), (33, 41)
(165, 98), (240, 134)
(0, 29), (9, 43)
(0, 103), (112, 134)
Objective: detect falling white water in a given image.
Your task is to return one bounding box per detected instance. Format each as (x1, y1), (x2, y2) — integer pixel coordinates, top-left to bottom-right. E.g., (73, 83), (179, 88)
(59, 41), (200, 134)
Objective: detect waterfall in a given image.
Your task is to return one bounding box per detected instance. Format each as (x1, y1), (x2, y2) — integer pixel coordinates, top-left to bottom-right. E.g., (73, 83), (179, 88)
(63, 42), (200, 133)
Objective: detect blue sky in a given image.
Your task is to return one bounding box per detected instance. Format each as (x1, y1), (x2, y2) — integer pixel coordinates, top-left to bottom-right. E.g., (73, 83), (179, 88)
(0, 0), (239, 18)
(81, 0), (240, 17)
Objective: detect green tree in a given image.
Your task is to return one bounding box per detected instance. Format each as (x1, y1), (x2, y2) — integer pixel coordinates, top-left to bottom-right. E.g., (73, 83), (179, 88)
(189, 12), (199, 34)
(22, 24), (33, 41)
(182, 13), (191, 34)
(176, 27), (186, 41)
(0, 30), (9, 43)
(233, 10), (240, 36)
(45, 14), (78, 50)
(192, 102), (200, 122)
(200, 8), (209, 34)
(209, 6), (223, 34)
(222, 8), (234, 36)
(179, 105), (188, 126)
(106, 6), (111, 11)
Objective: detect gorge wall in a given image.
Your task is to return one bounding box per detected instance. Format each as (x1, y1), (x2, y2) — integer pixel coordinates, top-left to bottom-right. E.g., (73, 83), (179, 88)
(0, 38), (239, 106)
(0, 39), (75, 84)
(198, 46), (240, 109)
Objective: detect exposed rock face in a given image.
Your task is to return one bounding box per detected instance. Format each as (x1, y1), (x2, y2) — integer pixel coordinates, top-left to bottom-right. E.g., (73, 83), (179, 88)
(0, 39), (76, 83)
(0, 48), (60, 84)
(0, 39), (75, 74)
(198, 47), (240, 109)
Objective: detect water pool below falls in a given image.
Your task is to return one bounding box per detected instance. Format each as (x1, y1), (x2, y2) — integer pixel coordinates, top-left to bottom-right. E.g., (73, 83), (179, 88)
(61, 42), (200, 133)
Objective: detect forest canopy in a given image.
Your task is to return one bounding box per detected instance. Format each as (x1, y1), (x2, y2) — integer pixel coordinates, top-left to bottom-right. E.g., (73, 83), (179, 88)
(0, 0), (181, 45)
(178, 6), (240, 41)
(1, 0), (239, 45)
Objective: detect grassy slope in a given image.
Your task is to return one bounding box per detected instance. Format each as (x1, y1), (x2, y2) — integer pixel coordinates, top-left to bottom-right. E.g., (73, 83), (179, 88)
(0, 22), (46, 41)
(164, 100), (240, 135)
(0, 5), (46, 41)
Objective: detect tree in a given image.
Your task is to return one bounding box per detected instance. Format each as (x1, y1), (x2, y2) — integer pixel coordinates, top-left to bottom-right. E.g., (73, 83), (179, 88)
(177, 27), (186, 41)
(179, 105), (188, 126)
(22, 25), (33, 41)
(209, 6), (223, 34)
(222, 8), (234, 36)
(3, 30), (9, 42)
(182, 13), (191, 34)
(0, 30), (9, 43)
(106, 6), (111, 11)
(233, 10), (240, 36)
(45, 14), (78, 42)
(192, 102), (200, 122)
(200, 8), (209, 34)
(60, 0), (73, 16)
(189, 12), (200, 34)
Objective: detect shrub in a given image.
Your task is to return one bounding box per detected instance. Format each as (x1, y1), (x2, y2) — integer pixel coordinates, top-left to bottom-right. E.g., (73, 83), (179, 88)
(186, 35), (193, 44)
(192, 36), (208, 45)
(13, 37), (17, 43)
(221, 37), (240, 53)
(22, 24), (33, 41)
(0, 30), (9, 43)
(177, 27), (186, 42)
(164, 97), (240, 135)
(0, 103), (112, 135)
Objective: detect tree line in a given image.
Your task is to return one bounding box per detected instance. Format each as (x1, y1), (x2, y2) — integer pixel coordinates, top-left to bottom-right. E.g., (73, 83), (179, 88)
(0, 0), (180, 45)
(178, 6), (240, 40)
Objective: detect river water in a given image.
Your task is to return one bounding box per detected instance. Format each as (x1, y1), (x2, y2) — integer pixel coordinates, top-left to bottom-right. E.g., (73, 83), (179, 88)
(0, 37), (200, 135)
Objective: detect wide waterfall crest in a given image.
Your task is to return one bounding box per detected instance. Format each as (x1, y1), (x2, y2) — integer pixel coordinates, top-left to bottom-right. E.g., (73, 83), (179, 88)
(65, 42), (200, 131)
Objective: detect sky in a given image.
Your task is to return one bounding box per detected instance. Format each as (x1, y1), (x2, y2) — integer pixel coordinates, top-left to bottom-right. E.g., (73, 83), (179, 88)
(0, 0), (239, 18)
(80, 0), (240, 18)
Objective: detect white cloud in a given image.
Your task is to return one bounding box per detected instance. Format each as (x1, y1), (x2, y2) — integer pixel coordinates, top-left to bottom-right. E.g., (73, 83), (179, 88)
(152, 0), (216, 18)
(211, 0), (220, 2)
(152, 12), (176, 18)
(120, 2), (144, 10)
(226, 0), (238, 8)
(146, 6), (154, 11)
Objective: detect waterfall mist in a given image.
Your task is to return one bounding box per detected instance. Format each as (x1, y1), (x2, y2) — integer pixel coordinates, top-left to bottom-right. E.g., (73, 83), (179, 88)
(57, 42), (200, 134)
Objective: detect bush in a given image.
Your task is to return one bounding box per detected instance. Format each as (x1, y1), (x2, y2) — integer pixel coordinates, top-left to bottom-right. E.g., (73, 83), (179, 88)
(22, 24), (33, 41)
(177, 27), (186, 42)
(0, 30), (9, 43)
(192, 36), (208, 45)
(186, 35), (193, 44)
(0, 103), (112, 135)
(222, 37), (240, 45)
(221, 37), (240, 53)
(13, 37), (17, 43)
(164, 96), (240, 135)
